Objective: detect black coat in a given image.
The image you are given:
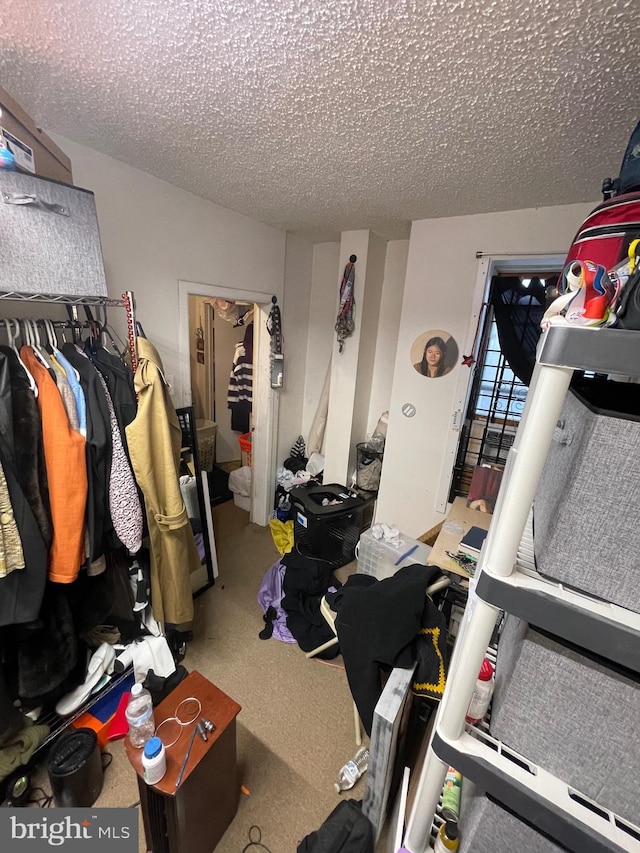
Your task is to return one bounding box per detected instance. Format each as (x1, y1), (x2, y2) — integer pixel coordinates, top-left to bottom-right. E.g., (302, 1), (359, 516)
(62, 343), (113, 563)
(87, 342), (137, 456)
(0, 444), (47, 627)
(0, 347), (51, 546)
(328, 564), (446, 736)
(281, 550), (340, 657)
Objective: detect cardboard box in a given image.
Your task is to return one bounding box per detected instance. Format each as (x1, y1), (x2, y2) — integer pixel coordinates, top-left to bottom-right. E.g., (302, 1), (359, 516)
(0, 85), (72, 184)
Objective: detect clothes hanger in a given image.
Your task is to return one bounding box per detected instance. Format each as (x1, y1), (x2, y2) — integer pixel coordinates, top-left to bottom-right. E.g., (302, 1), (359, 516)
(23, 318), (53, 370)
(43, 318), (59, 352)
(38, 318), (56, 356)
(47, 319), (80, 381)
(233, 307), (255, 328)
(4, 318), (38, 396)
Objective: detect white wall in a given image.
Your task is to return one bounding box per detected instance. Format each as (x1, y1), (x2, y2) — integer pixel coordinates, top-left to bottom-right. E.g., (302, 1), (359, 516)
(366, 239), (408, 437)
(52, 135), (286, 407)
(301, 242), (340, 443)
(376, 201), (596, 537)
(277, 234), (313, 465)
(324, 231), (373, 485)
(350, 231), (387, 476)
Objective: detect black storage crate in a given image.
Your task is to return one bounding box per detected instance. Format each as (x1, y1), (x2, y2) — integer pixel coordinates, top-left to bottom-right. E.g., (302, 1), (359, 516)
(291, 484), (364, 569)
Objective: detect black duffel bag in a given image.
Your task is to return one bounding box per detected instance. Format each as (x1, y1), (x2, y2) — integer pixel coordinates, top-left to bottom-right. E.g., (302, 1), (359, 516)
(297, 800), (374, 853)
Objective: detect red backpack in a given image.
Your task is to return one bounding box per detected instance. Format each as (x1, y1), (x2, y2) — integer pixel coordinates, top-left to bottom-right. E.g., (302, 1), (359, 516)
(564, 191), (640, 271)
(565, 120), (640, 270)
(546, 122), (640, 330)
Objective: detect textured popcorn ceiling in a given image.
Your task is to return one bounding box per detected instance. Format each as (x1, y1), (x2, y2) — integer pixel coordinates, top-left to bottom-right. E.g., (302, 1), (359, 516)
(1, 0), (639, 240)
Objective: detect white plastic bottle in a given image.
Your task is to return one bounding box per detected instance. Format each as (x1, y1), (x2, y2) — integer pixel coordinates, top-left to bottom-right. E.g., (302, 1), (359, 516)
(334, 746), (369, 792)
(465, 658), (495, 725)
(142, 736), (166, 785)
(125, 682), (156, 748)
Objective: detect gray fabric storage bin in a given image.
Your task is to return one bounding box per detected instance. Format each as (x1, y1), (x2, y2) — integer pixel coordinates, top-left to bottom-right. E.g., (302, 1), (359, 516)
(490, 615), (640, 827)
(459, 781), (564, 852)
(533, 378), (640, 612)
(0, 170), (107, 297)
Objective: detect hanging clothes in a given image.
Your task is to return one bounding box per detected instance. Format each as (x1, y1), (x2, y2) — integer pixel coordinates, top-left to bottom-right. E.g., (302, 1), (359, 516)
(94, 371), (143, 554)
(0, 460), (24, 577)
(21, 346), (87, 584)
(48, 357), (79, 432)
(88, 342), (137, 454)
(53, 349), (87, 438)
(62, 343), (113, 569)
(125, 337), (199, 630)
(0, 444), (47, 626)
(0, 346), (52, 546)
(227, 323), (253, 433)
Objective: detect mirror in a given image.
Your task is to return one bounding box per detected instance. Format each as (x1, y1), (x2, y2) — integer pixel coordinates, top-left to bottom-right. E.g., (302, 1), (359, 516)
(176, 406), (218, 596)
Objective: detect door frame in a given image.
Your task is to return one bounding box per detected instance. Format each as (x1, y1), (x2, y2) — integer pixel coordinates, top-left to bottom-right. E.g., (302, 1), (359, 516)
(178, 279), (279, 527)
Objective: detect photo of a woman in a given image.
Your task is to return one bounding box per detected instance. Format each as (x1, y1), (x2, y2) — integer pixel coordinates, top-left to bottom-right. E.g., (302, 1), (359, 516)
(411, 330), (458, 378)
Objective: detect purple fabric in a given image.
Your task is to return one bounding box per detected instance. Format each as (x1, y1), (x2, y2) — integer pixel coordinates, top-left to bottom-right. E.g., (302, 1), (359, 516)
(194, 532), (205, 564)
(258, 560), (297, 644)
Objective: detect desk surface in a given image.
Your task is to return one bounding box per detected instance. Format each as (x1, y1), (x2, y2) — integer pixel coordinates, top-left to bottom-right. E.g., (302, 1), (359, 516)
(427, 497), (492, 579)
(124, 670), (241, 796)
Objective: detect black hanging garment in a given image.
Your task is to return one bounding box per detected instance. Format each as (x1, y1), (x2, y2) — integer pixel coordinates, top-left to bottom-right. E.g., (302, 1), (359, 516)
(62, 343), (113, 565)
(227, 323), (253, 433)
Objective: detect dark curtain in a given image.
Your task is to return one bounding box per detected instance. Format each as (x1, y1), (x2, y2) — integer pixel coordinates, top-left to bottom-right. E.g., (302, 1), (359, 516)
(490, 276), (546, 386)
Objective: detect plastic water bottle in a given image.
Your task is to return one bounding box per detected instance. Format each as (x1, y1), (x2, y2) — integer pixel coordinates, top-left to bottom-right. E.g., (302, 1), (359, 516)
(334, 746), (369, 792)
(125, 683), (155, 748)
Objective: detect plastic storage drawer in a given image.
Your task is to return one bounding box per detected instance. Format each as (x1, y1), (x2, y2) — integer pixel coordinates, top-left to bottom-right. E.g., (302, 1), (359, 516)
(459, 786), (564, 852)
(356, 528), (431, 581)
(490, 615), (640, 827)
(0, 170), (107, 296)
(290, 484), (364, 569)
(533, 377), (640, 612)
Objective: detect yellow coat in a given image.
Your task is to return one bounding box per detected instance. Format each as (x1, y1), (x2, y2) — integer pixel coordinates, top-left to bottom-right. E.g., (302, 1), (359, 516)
(125, 338), (198, 630)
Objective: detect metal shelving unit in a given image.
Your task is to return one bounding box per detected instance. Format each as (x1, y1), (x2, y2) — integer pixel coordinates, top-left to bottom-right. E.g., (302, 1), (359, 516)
(404, 325), (640, 853)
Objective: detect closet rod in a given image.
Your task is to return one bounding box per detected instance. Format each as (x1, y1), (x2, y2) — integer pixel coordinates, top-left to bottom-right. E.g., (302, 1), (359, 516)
(0, 291), (127, 307)
(0, 289), (138, 373)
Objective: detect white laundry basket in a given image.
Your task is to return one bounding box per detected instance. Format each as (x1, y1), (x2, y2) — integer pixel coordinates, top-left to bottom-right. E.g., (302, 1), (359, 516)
(229, 466), (251, 512)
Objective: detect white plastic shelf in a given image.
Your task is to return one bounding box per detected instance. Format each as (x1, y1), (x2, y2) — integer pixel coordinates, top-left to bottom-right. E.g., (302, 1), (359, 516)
(433, 727), (640, 853)
(476, 519), (640, 674)
(404, 328), (640, 853)
(539, 325), (640, 375)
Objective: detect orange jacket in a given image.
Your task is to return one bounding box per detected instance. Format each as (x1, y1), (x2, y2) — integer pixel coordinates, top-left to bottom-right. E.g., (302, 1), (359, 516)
(21, 347), (87, 583)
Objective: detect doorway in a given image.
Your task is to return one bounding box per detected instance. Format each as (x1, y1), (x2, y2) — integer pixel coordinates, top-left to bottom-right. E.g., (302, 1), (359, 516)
(178, 280), (279, 529)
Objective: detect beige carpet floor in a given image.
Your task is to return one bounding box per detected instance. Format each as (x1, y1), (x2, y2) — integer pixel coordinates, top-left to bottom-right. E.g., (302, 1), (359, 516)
(93, 500), (368, 852)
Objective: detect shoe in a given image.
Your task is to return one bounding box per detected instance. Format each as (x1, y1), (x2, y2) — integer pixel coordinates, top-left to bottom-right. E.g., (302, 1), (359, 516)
(113, 644), (135, 674)
(142, 666), (189, 706)
(55, 644), (116, 717)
